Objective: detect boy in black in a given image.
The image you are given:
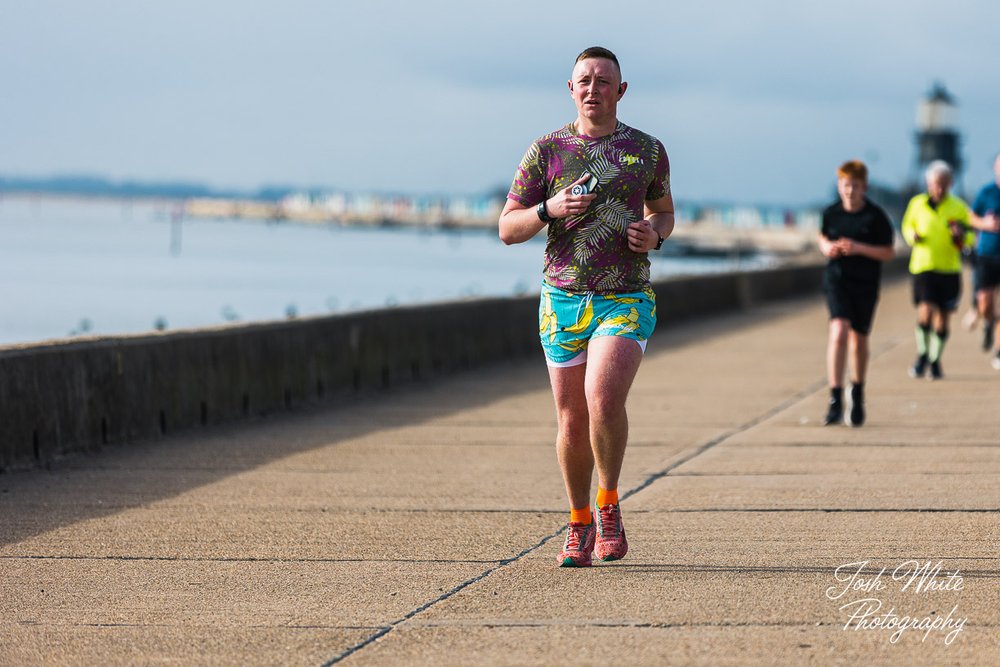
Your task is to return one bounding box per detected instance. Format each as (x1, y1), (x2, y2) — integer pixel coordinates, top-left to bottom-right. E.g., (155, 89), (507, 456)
(818, 160), (895, 426)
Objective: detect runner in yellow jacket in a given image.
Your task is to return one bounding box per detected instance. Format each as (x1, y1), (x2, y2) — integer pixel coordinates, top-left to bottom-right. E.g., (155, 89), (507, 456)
(901, 160), (974, 379)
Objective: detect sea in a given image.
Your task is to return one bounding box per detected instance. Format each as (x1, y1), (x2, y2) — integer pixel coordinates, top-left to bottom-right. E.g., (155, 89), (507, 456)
(0, 196), (777, 347)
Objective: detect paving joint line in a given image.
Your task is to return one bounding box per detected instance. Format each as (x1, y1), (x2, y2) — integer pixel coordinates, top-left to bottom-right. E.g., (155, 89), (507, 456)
(319, 528), (566, 666)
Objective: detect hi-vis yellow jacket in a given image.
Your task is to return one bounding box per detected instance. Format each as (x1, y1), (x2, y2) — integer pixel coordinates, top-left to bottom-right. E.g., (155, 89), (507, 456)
(901, 193), (973, 274)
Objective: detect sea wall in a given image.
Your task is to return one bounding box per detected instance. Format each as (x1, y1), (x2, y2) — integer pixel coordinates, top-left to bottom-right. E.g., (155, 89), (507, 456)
(0, 259), (908, 471)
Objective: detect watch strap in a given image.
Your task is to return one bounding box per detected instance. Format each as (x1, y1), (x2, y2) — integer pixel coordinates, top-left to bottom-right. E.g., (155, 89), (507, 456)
(537, 200), (555, 223)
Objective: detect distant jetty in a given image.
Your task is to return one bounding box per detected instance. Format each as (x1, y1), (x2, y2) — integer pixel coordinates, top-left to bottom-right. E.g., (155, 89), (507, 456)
(183, 194), (502, 230)
(183, 195), (821, 257)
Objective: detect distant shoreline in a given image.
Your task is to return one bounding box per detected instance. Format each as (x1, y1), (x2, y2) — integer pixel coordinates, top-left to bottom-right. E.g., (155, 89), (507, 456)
(2, 191), (822, 259)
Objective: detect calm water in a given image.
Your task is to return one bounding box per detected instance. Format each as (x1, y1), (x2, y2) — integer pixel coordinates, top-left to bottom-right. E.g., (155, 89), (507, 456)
(0, 196), (776, 346)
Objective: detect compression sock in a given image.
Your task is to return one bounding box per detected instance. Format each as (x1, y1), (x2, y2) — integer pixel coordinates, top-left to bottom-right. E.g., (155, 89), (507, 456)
(929, 328), (949, 362)
(830, 386), (843, 401)
(570, 507), (592, 525)
(596, 487), (619, 507)
(914, 324), (931, 357)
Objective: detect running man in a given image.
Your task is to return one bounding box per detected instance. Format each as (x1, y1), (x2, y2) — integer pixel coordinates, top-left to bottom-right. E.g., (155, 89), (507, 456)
(499, 46), (674, 567)
(969, 153), (1000, 370)
(818, 160), (895, 426)
(901, 160), (973, 380)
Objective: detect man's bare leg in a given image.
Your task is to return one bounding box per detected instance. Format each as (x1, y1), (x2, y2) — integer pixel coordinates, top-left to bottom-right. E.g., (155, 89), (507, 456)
(583, 336), (644, 497)
(548, 362), (593, 511)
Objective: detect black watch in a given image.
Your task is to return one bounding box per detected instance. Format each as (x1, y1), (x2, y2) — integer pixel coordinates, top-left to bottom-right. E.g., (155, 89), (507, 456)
(536, 200), (556, 224)
(654, 234), (664, 250)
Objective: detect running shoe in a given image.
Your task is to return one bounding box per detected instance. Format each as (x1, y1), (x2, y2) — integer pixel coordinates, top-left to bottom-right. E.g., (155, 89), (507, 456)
(929, 360), (943, 380)
(847, 385), (865, 427)
(594, 503), (628, 562)
(962, 308), (979, 331)
(908, 355), (928, 379)
(823, 397), (844, 426)
(992, 353), (1000, 371)
(558, 521), (596, 568)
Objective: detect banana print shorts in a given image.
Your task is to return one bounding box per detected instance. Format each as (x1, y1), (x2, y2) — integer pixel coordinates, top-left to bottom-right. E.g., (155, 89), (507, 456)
(538, 282), (657, 367)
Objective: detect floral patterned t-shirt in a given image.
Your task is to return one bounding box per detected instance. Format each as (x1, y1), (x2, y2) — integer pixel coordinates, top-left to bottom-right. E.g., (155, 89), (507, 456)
(507, 121), (670, 294)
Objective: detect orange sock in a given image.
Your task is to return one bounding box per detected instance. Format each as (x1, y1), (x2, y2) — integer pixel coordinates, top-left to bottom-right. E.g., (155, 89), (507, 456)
(570, 507), (592, 524)
(596, 487), (619, 507)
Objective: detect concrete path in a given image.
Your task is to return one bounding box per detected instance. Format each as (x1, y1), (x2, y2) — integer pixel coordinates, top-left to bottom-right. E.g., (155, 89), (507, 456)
(1, 277), (998, 666)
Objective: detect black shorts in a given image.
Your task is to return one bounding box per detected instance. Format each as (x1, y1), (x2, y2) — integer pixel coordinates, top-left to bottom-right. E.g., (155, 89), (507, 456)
(825, 280), (879, 334)
(912, 271), (961, 311)
(975, 256), (1000, 291)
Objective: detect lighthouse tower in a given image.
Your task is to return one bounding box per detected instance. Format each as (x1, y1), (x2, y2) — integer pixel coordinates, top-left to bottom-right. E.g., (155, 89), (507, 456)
(914, 82), (962, 190)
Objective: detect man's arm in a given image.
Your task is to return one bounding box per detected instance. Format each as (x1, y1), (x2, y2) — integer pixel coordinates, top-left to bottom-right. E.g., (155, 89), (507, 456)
(970, 211), (1000, 233)
(498, 174), (596, 245)
(968, 189), (999, 232)
(498, 199), (547, 245)
(626, 193), (675, 252)
(900, 201), (922, 245)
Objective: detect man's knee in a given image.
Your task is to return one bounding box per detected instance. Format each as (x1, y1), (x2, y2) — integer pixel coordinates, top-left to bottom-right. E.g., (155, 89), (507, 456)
(556, 403), (589, 432)
(584, 387), (628, 422)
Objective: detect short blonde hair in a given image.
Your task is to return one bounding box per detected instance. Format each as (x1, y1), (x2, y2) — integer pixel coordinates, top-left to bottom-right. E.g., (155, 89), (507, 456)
(836, 160), (868, 184)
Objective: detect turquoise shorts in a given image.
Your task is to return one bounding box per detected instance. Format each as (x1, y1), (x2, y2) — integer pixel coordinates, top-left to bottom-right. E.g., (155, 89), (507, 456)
(538, 282), (657, 367)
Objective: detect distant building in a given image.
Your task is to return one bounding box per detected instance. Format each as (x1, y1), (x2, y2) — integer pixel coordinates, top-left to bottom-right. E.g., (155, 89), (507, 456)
(913, 82), (963, 193)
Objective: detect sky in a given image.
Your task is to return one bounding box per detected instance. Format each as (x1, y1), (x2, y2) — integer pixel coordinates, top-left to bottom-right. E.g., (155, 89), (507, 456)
(3, 0), (999, 206)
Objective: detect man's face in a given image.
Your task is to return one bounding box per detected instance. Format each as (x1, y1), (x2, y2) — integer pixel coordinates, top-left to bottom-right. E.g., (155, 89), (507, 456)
(927, 173), (951, 201)
(568, 57), (623, 124)
(837, 176), (866, 210)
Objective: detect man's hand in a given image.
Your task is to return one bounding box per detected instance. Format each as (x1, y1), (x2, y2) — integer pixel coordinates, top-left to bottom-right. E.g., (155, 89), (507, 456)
(983, 213), (1000, 233)
(545, 173), (597, 218)
(627, 219), (659, 252)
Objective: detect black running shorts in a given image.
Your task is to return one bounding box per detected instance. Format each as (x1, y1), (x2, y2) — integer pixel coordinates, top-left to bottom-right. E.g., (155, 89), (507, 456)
(911, 271), (962, 311)
(825, 281), (879, 335)
(974, 256), (1000, 291)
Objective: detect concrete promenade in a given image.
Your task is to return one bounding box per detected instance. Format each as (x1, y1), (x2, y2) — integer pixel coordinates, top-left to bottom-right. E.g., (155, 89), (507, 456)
(1, 276), (998, 665)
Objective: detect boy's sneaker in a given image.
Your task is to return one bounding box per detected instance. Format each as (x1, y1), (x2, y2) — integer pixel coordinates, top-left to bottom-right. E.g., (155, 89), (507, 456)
(847, 385), (865, 427)
(823, 398), (843, 426)
(558, 521), (596, 568)
(594, 503), (628, 562)
(929, 360), (943, 380)
(962, 308), (980, 331)
(908, 355), (928, 379)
